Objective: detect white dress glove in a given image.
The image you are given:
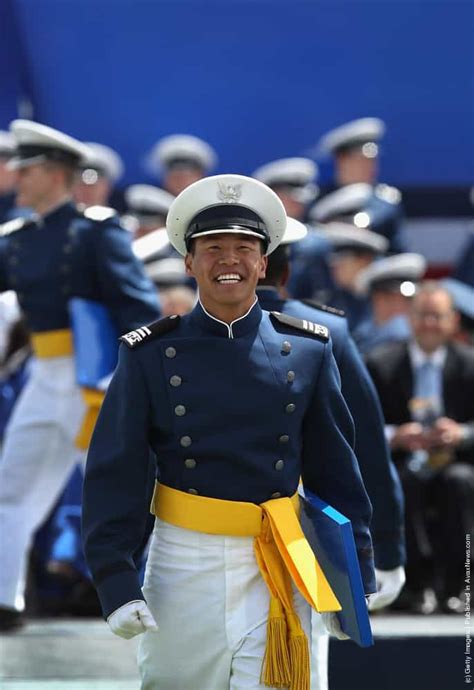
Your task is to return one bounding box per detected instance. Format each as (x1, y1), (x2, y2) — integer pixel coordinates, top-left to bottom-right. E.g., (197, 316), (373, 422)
(107, 599), (159, 639)
(368, 566), (406, 611)
(321, 612), (350, 640)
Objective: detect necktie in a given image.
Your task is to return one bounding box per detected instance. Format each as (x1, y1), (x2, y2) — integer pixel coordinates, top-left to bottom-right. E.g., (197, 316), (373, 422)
(414, 360), (442, 412)
(409, 360), (443, 471)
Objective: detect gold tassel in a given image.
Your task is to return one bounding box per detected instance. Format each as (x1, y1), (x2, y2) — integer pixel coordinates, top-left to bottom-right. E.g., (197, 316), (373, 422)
(261, 597), (291, 688)
(288, 613), (310, 690)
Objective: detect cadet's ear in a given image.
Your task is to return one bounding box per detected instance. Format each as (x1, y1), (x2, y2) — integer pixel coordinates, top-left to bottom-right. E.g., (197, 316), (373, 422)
(258, 255), (268, 279)
(184, 253), (194, 277)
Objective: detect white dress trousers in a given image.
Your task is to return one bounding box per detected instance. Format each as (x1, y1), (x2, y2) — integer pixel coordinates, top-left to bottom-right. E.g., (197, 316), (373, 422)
(0, 355), (86, 610)
(138, 518), (329, 690)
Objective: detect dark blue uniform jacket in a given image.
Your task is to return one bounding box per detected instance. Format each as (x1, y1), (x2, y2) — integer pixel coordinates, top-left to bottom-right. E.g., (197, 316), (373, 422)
(0, 201), (160, 333)
(82, 300), (375, 618)
(258, 288), (405, 571)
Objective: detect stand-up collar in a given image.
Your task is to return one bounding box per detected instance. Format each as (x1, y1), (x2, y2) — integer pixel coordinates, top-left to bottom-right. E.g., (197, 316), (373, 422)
(189, 298), (262, 338)
(37, 198), (75, 226)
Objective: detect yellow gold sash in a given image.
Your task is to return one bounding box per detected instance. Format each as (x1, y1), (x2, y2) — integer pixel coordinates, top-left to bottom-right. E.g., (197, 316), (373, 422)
(152, 482), (341, 690)
(31, 329), (74, 358)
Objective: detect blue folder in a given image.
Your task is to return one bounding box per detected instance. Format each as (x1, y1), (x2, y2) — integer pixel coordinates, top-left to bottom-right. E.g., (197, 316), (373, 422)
(69, 298), (119, 389)
(299, 489), (373, 647)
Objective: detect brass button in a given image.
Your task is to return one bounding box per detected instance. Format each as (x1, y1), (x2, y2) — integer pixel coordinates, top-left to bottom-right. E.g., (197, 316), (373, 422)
(285, 403), (296, 414)
(165, 346), (176, 358)
(63, 244), (72, 254)
(279, 434), (289, 444)
(180, 435), (192, 447)
(188, 488), (198, 495)
(287, 370), (295, 382)
(170, 375), (182, 387)
(184, 458), (196, 469)
(271, 492), (282, 499)
(60, 264), (70, 274)
(275, 460), (284, 471)
(281, 341), (291, 354)
(174, 405), (186, 416)
(8, 257), (18, 266)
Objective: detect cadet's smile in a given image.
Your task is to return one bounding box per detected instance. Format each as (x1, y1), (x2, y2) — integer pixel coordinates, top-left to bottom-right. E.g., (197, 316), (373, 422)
(215, 272), (243, 285)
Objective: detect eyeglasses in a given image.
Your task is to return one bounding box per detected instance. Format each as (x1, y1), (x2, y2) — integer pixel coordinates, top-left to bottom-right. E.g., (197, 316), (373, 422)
(412, 310), (453, 323)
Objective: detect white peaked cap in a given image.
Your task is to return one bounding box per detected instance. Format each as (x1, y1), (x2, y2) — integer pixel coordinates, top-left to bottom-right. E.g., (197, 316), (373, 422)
(166, 174), (287, 256)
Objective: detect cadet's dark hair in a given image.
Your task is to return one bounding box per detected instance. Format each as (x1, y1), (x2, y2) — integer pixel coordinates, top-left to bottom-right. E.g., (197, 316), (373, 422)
(259, 245), (289, 286)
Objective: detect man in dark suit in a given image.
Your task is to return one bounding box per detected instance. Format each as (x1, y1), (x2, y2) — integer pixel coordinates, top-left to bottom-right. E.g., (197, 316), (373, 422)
(366, 281), (474, 613)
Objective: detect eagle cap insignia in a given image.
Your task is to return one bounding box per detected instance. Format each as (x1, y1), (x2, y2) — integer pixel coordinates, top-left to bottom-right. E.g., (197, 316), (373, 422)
(217, 181), (242, 203)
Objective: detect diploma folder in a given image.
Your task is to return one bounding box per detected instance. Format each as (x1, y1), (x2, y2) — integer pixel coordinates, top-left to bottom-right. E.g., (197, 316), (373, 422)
(69, 298), (119, 389)
(299, 490), (373, 647)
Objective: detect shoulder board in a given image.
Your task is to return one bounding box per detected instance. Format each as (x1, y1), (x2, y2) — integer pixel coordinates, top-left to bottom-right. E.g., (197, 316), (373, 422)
(300, 299), (345, 318)
(375, 183), (402, 205)
(82, 205), (117, 222)
(119, 315), (181, 349)
(270, 311), (329, 342)
(0, 217), (29, 237)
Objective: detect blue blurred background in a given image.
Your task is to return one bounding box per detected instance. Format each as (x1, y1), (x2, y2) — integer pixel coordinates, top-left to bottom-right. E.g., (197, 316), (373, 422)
(2, 0), (473, 186)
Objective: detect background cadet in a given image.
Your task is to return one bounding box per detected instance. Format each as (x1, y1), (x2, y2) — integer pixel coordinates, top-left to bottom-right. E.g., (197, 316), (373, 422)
(124, 184), (175, 239)
(0, 119), (160, 632)
(82, 174), (375, 690)
(146, 133), (217, 196)
(316, 117), (406, 253)
(257, 216), (406, 688)
(73, 141), (124, 210)
(453, 231), (474, 288)
(309, 181), (406, 254)
(252, 157), (333, 300)
(317, 222), (388, 331)
(353, 252), (427, 355)
(0, 131), (19, 223)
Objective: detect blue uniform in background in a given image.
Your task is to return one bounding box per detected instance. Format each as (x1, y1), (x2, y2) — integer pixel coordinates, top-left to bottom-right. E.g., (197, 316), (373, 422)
(286, 226), (334, 300)
(257, 287), (405, 570)
(313, 286), (372, 333)
(453, 234), (474, 288)
(0, 201), (159, 333)
(353, 313), (412, 356)
(82, 300), (375, 618)
(0, 200), (160, 613)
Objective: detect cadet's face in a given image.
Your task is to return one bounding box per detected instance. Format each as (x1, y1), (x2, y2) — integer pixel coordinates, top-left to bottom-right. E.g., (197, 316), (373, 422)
(165, 168), (203, 196)
(73, 176), (111, 207)
(410, 291), (459, 353)
(330, 251), (373, 290)
(336, 150), (378, 186)
(0, 157), (17, 194)
(15, 163), (55, 209)
(273, 188), (305, 221)
(185, 234), (267, 317)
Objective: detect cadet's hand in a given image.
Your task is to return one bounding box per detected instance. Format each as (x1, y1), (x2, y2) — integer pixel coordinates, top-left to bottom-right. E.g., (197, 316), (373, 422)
(369, 566), (406, 611)
(321, 612), (350, 640)
(107, 600), (158, 639)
